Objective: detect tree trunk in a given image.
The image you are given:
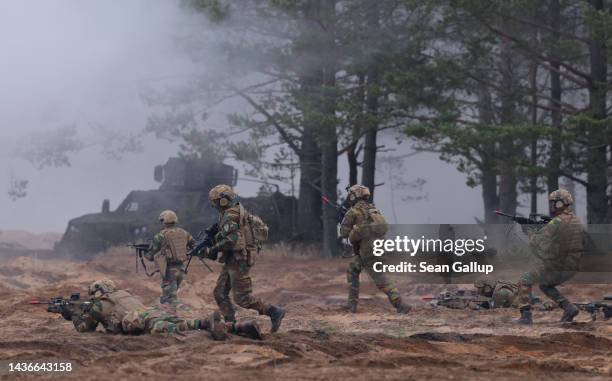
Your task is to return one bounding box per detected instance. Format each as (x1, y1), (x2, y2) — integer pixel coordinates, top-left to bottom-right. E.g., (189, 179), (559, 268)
(481, 164), (500, 223)
(547, 0), (562, 193)
(297, 131), (322, 242)
(347, 72), (365, 186)
(586, 0), (609, 223)
(360, 2), (380, 198)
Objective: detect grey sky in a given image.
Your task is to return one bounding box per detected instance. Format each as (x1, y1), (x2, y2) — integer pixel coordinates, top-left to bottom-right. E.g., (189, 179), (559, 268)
(0, 1), (586, 233)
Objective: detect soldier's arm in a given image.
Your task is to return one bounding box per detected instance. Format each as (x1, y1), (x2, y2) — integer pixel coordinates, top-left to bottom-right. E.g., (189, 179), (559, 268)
(146, 234), (163, 261)
(339, 209), (356, 238)
(529, 218), (561, 259)
(186, 232), (196, 250)
(72, 301), (101, 332)
(210, 214), (240, 252)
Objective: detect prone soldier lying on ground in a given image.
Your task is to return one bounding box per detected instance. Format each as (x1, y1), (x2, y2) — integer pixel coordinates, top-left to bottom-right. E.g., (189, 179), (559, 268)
(424, 278), (555, 311)
(32, 279), (262, 340)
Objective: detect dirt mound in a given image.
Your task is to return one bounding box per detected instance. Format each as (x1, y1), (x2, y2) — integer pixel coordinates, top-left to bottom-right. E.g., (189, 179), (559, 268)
(0, 247), (610, 380)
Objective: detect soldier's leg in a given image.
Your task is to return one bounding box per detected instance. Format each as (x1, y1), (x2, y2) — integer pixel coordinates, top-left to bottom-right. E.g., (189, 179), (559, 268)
(362, 256), (404, 310)
(160, 266), (180, 305)
(213, 265), (236, 322)
(517, 271), (537, 325)
(228, 258), (285, 333)
(539, 283), (578, 322)
(346, 256), (361, 311)
(227, 259), (267, 313)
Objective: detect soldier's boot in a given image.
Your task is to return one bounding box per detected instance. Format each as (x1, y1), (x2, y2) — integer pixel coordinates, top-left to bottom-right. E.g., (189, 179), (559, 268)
(200, 311), (227, 341)
(232, 321), (263, 340)
(560, 301), (579, 322)
(266, 305), (286, 333)
(396, 302), (412, 314)
(517, 307), (533, 325)
(343, 301), (357, 313)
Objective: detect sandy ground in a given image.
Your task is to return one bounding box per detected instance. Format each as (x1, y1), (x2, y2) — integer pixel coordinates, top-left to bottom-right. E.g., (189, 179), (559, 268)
(0, 244), (611, 381)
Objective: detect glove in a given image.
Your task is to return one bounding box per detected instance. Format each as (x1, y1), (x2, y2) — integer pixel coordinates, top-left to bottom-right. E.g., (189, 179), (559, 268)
(201, 247), (218, 261)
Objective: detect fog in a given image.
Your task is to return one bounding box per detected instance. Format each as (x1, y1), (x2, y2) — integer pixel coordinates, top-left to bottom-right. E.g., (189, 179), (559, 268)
(0, 1), (584, 233)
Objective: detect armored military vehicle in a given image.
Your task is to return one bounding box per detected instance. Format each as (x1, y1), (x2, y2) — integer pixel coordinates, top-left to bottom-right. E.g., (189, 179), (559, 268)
(55, 157), (297, 258)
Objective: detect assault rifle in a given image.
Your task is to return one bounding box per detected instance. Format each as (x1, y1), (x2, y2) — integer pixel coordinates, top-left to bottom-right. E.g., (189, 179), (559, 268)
(494, 210), (552, 226)
(127, 242), (155, 277)
(184, 223), (219, 274)
(30, 292), (92, 321)
(322, 195), (351, 224)
(423, 289), (491, 310)
(575, 296), (612, 321)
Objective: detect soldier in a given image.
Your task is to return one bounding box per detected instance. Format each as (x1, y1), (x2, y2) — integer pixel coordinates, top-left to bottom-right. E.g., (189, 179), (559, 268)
(474, 278), (554, 310)
(204, 185), (286, 333)
(517, 188), (584, 325)
(340, 184), (411, 314)
(72, 279), (262, 339)
(145, 210), (195, 305)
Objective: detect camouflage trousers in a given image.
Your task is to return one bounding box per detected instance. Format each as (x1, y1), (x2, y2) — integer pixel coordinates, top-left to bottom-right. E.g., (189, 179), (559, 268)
(122, 307), (203, 335)
(518, 268), (575, 310)
(160, 263), (184, 305)
(347, 252), (402, 308)
(213, 256), (268, 321)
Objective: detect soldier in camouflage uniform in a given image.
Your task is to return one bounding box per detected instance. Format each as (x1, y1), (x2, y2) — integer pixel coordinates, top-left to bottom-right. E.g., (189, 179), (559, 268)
(517, 189), (584, 325)
(340, 185), (411, 314)
(72, 279), (262, 339)
(474, 278), (554, 310)
(204, 185), (286, 333)
(145, 210), (195, 305)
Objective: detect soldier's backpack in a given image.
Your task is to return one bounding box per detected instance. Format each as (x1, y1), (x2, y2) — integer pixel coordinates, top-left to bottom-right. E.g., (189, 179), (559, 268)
(361, 204), (388, 238)
(238, 205), (269, 251)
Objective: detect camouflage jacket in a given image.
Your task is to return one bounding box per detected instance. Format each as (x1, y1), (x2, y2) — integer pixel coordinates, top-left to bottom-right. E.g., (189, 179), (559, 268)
(72, 290), (146, 334)
(529, 210), (584, 271)
(147, 226), (195, 263)
(211, 202), (247, 260)
(340, 200), (387, 244)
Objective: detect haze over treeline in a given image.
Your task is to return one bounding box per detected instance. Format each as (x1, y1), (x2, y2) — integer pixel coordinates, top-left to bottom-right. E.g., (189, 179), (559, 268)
(1, 0), (601, 253)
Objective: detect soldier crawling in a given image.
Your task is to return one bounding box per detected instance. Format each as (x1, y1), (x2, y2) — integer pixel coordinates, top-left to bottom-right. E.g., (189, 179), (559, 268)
(516, 189), (584, 325)
(340, 184), (411, 314)
(145, 210), (195, 305)
(202, 184), (286, 333)
(71, 279), (262, 339)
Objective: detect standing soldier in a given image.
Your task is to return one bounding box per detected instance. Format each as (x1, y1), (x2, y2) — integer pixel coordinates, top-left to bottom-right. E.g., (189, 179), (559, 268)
(205, 185), (286, 333)
(517, 189), (584, 325)
(340, 185), (411, 314)
(146, 210), (195, 305)
(72, 279), (261, 339)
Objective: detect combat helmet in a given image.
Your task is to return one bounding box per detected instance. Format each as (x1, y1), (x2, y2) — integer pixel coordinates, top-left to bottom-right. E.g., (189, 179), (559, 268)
(346, 184), (371, 204)
(209, 184), (237, 209)
(549, 188), (573, 211)
(159, 210), (178, 225)
(88, 279), (117, 298)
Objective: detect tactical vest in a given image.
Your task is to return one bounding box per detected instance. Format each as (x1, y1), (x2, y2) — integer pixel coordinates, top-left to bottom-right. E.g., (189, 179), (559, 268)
(350, 201), (388, 241)
(99, 290), (146, 333)
(159, 227), (189, 263)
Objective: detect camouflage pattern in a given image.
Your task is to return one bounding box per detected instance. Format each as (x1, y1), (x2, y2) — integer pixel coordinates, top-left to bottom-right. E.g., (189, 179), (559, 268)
(147, 226), (195, 305)
(72, 289), (206, 335)
(518, 207), (584, 310)
(474, 279), (518, 308)
(210, 202), (247, 260)
(210, 198), (270, 321)
(340, 200), (402, 309)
